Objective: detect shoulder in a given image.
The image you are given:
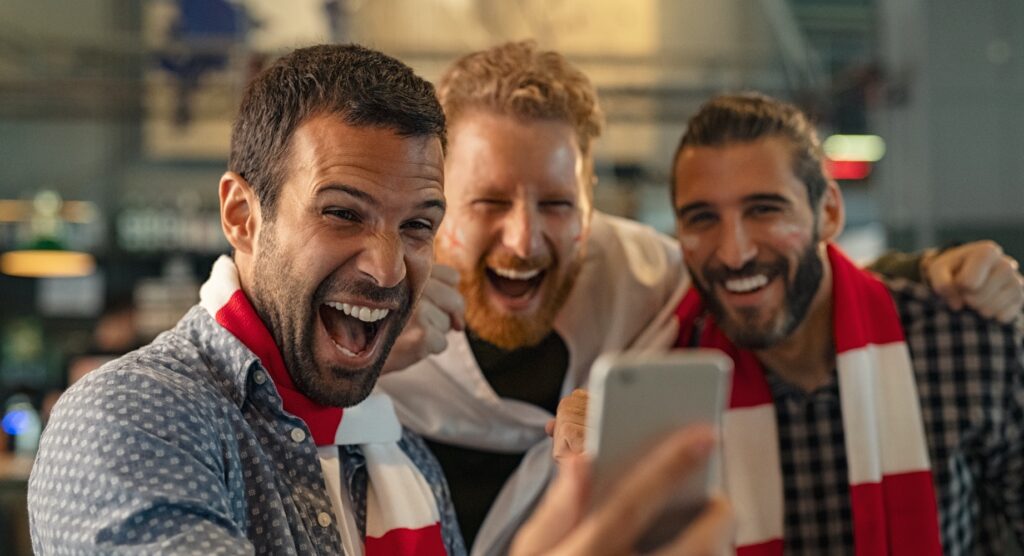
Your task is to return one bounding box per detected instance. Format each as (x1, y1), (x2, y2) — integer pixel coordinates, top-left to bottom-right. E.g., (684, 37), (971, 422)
(59, 331), (235, 425)
(588, 211), (680, 266)
(888, 278), (1021, 351)
(579, 211), (683, 292)
(34, 335), (241, 482)
(886, 277), (1023, 410)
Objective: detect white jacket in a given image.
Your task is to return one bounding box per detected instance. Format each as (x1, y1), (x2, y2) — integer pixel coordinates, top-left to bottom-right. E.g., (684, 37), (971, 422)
(378, 211), (689, 555)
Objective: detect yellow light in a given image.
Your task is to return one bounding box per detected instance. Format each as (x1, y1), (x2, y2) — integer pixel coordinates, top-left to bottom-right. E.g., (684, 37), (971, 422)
(1, 250), (96, 278)
(0, 199), (98, 223)
(823, 134), (887, 162)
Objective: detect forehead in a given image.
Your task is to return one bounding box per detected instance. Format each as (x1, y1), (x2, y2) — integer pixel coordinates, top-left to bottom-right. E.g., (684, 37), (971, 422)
(673, 136), (805, 205)
(287, 115), (445, 193)
(445, 111), (583, 195)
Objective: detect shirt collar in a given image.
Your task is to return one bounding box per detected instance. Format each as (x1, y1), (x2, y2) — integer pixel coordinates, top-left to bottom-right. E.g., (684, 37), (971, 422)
(173, 305), (262, 409)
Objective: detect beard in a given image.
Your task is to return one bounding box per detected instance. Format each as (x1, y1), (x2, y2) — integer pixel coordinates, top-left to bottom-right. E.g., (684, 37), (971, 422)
(248, 225), (413, 407)
(692, 239), (823, 350)
(443, 247), (584, 351)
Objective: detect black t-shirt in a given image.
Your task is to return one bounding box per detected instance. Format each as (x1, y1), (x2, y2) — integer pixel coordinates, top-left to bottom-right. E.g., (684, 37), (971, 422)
(426, 329), (569, 548)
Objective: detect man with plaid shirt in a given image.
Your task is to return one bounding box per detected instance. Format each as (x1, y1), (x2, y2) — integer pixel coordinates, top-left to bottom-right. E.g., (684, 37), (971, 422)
(667, 92), (1023, 555)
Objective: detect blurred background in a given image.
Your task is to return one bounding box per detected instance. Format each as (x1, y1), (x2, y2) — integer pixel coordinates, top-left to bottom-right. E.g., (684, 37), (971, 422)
(0, 0), (1021, 553)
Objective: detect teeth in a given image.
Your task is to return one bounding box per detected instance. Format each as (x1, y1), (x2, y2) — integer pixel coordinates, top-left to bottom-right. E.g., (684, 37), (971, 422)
(325, 301), (390, 323)
(723, 274), (769, 293)
(492, 267), (542, 280)
(335, 344), (357, 357)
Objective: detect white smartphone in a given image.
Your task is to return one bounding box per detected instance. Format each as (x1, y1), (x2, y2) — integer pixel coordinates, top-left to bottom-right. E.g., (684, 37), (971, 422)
(585, 349), (732, 552)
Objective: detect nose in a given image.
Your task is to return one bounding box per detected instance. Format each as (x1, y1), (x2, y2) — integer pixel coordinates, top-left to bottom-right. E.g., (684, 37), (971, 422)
(716, 215), (757, 270)
(357, 231), (406, 288)
(502, 203), (543, 260)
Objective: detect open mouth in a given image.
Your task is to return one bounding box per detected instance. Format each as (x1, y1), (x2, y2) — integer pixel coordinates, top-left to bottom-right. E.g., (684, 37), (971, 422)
(720, 273), (772, 295)
(485, 266), (546, 300)
(318, 301), (391, 358)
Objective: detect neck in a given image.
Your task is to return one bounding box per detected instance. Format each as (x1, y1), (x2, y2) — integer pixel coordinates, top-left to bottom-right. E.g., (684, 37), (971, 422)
(755, 251), (835, 392)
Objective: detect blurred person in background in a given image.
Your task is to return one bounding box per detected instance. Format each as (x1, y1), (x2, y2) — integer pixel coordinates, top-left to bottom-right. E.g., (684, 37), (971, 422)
(379, 41), (1024, 556)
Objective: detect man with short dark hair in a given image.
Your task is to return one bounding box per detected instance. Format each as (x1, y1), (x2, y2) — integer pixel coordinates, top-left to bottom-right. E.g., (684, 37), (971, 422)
(669, 92), (1023, 554)
(28, 44), (462, 555)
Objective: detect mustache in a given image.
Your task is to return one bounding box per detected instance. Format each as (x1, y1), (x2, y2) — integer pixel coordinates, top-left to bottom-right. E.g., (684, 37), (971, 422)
(702, 259), (787, 284)
(484, 251), (553, 271)
(315, 276), (411, 309)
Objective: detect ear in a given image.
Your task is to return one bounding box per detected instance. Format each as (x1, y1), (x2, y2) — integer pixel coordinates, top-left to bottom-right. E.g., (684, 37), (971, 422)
(219, 172), (261, 255)
(817, 179), (845, 242)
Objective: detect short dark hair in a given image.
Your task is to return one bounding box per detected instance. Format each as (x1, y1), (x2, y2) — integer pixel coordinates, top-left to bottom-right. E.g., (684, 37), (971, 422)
(672, 92), (829, 208)
(229, 44), (446, 218)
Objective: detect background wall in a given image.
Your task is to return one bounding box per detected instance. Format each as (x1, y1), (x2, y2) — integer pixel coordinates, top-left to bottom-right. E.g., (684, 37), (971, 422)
(0, 1), (1020, 553)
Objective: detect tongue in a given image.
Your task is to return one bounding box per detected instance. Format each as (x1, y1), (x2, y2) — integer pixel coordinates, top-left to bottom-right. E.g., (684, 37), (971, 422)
(320, 306), (369, 354)
(490, 273), (539, 298)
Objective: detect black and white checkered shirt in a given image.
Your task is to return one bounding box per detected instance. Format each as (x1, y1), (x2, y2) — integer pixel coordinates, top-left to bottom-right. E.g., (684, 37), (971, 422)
(767, 279), (1023, 555)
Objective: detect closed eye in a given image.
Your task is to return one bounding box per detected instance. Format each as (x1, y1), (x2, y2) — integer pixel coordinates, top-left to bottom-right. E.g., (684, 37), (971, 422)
(473, 199), (511, 207)
(540, 200), (574, 210)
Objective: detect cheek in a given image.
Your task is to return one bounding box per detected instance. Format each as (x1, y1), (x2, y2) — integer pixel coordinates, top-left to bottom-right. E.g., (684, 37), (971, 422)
(438, 219), (489, 267)
(678, 232), (700, 253)
(405, 243), (436, 292)
(766, 221), (814, 253)
(440, 223), (466, 250)
(548, 214), (584, 253)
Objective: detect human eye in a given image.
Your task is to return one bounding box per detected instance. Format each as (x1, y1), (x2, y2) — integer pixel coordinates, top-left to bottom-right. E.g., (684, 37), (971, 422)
(539, 199), (575, 212)
(400, 217), (438, 244)
(747, 204), (783, 217)
(471, 198), (511, 214)
(473, 198), (509, 207)
(324, 207), (361, 223)
(402, 218), (435, 232)
(684, 211), (718, 228)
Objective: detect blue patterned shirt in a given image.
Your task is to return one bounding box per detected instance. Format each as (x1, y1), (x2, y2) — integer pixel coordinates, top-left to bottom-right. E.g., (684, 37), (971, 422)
(28, 305), (465, 555)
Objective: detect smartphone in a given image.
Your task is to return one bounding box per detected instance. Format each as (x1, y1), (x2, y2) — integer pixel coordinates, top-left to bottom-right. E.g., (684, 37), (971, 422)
(585, 349), (732, 552)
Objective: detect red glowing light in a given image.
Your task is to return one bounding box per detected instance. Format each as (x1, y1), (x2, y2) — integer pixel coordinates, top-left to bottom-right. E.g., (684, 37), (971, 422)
(826, 159), (872, 180)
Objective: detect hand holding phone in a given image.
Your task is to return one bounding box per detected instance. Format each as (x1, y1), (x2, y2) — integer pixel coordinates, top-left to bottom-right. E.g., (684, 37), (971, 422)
(585, 349), (732, 552)
(512, 425), (734, 556)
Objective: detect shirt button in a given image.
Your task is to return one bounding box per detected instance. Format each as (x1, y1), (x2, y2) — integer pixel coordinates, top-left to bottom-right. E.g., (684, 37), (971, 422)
(253, 370), (267, 385)
(291, 428), (307, 443)
(317, 512), (332, 528)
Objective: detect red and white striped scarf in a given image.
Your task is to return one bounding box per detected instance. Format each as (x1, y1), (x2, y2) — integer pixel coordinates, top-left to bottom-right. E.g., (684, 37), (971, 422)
(199, 256), (446, 556)
(674, 245), (942, 556)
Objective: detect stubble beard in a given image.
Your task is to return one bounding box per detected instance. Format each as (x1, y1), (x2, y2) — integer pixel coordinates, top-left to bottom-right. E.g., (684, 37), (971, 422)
(694, 239), (824, 351)
(248, 225), (412, 407)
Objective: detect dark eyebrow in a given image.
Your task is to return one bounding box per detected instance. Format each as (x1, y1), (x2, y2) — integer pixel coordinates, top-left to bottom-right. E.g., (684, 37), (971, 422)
(418, 198), (446, 214)
(675, 201), (712, 220)
(676, 193), (793, 219)
(318, 184), (379, 207)
(743, 193), (791, 205)
(319, 184), (445, 214)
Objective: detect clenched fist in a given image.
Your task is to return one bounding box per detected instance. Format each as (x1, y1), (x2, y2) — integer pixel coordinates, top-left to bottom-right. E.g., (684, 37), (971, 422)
(382, 264), (466, 373)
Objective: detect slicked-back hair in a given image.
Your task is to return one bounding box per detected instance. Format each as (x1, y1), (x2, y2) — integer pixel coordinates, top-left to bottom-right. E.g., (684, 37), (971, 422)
(672, 92), (829, 208)
(229, 44), (446, 219)
(438, 40), (603, 159)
